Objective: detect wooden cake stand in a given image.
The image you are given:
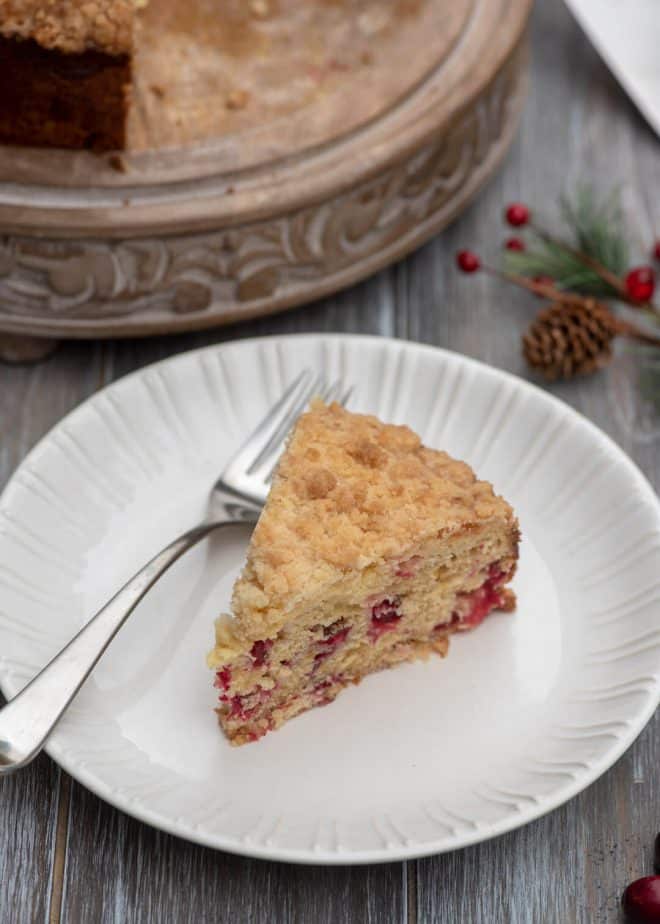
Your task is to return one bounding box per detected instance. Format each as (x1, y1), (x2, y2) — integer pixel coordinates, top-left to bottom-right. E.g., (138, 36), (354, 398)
(0, 0), (532, 360)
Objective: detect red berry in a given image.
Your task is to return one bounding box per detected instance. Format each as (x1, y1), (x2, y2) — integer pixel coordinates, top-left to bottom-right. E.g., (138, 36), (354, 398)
(505, 203), (530, 227)
(622, 876), (660, 923)
(250, 639), (272, 667)
(625, 265), (656, 303)
(369, 596), (402, 641)
(505, 237), (525, 251)
(214, 667), (232, 692)
(456, 250), (481, 273)
(320, 626), (351, 648)
(654, 241), (660, 262)
(371, 597), (402, 626)
(654, 833), (660, 875)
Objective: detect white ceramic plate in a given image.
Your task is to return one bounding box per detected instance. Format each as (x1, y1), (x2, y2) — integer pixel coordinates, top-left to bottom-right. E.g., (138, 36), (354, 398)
(1, 335), (659, 864)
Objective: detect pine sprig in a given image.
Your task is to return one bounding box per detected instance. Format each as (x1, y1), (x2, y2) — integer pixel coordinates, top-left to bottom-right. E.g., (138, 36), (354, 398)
(504, 186), (630, 297)
(560, 186), (629, 276)
(505, 241), (619, 296)
(456, 186), (660, 383)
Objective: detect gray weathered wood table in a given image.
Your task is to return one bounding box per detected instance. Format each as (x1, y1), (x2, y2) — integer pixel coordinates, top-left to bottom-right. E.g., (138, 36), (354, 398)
(1, 4), (658, 922)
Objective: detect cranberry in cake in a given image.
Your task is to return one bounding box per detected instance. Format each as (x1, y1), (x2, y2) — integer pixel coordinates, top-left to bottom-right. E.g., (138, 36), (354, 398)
(207, 400), (520, 745)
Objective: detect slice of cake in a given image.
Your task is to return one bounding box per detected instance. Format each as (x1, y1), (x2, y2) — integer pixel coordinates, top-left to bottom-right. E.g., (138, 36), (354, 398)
(208, 400), (520, 745)
(0, 1), (134, 150)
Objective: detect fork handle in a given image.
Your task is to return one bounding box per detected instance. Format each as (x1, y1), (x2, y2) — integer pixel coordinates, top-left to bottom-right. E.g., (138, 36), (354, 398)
(0, 519), (235, 775)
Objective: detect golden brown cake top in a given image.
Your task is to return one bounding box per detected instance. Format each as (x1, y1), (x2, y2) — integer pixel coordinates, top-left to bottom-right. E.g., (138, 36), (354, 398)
(0, 0), (135, 55)
(231, 400), (516, 638)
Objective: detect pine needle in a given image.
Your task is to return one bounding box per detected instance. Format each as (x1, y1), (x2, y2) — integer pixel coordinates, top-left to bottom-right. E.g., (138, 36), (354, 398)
(504, 186), (630, 297)
(560, 186), (629, 276)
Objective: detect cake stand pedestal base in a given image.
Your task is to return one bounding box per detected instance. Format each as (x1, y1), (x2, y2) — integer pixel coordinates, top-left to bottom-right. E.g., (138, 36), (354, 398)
(0, 334), (60, 364)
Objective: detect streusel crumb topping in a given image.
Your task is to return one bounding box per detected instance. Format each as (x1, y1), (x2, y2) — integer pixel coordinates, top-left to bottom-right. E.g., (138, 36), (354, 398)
(231, 400), (516, 636)
(0, 0), (136, 54)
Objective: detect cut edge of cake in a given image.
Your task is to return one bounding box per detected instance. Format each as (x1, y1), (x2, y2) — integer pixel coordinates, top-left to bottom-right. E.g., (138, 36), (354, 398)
(0, 1), (136, 150)
(207, 399), (520, 745)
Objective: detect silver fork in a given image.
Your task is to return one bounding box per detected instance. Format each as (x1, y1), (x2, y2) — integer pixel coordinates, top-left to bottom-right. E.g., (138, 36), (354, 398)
(0, 370), (350, 774)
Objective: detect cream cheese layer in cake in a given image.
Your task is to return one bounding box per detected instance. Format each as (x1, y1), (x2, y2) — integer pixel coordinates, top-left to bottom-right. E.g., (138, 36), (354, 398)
(208, 400), (520, 744)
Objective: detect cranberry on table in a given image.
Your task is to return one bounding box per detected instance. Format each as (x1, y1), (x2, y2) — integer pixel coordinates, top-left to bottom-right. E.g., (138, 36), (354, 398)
(456, 250), (481, 273)
(505, 202), (530, 227)
(625, 265), (656, 303)
(622, 876), (660, 923)
(505, 236), (526, 251)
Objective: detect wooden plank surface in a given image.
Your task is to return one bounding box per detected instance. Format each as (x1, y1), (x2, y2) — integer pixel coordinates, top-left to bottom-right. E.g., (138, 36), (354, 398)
(0, 345), (103, 924)
(61, 782), (405, 924)
(1, 2), (659, 922)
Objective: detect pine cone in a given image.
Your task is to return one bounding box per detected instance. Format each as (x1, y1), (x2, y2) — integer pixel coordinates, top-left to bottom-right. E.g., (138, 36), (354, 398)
(522, 298), (619, 380)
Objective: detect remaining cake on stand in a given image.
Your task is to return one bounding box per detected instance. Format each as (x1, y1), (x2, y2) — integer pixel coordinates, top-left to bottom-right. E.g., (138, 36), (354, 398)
(0, 0), (134, 149)
(0, 0), (475, 154)
(208, 400), (520, 745)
